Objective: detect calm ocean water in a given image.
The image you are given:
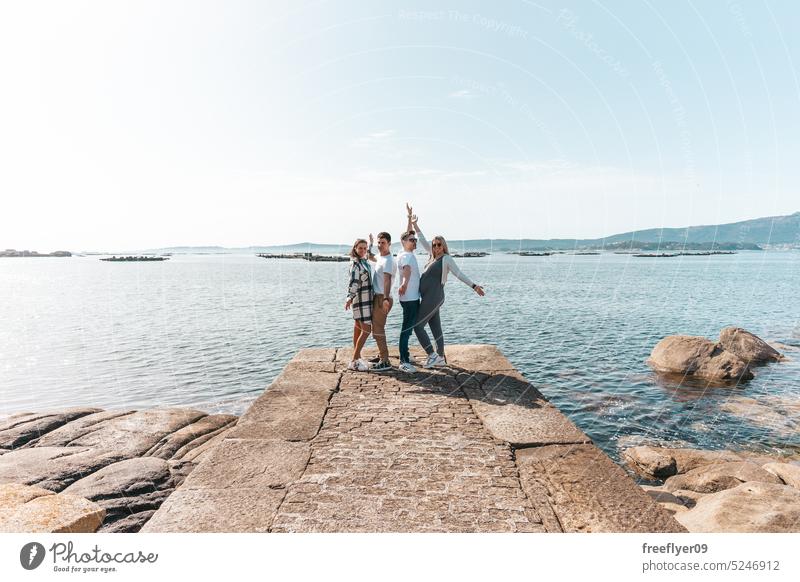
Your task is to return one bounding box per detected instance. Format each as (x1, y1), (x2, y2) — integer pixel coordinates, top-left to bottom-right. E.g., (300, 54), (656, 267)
(1, 252), (798, 461)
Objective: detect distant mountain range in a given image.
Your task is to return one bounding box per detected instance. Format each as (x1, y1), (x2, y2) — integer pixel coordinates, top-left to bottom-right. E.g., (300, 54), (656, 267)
(139, 211), (800, 254)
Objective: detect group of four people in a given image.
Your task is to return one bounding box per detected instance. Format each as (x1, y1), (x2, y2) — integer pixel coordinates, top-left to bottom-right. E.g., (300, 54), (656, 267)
(345, 204), (485, 373)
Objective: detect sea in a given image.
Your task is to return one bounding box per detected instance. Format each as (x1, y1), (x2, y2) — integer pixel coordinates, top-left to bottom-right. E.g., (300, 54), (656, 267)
(1, 251), (798, 461)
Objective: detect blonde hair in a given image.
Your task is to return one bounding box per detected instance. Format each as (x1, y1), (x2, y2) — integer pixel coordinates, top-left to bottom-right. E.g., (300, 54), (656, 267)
(426, 235), (449, 268)
(350, 238), (368, 260)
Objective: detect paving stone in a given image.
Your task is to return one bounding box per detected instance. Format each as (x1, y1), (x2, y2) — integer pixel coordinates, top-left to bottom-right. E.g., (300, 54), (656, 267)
(516, 444), (686, 532)
(230, 388), (332, 441)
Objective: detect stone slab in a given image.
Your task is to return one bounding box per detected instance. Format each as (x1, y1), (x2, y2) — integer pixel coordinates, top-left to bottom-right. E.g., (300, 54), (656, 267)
(463, 376), (590, 446)
(141, 488), (285, 533)
(516, 444), (686, 532)
(179, 439), (310, 490)
(227, 387), (331, 441)
(445, 344), (517, 372)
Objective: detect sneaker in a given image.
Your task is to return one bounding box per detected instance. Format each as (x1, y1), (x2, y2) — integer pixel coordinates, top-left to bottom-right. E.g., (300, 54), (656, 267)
(398, 362), (417, 373)
(423, 353), (436, 368)
(367, 356), (381, 364)
(431, 354), (447, 368)
(371, 361), (392, 372)
(348, 359), (369, 372)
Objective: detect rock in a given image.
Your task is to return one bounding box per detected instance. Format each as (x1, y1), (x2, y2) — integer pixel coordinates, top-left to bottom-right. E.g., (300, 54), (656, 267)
(144, 414), (237, 459)
(720, 397), (799, 437)
(0, 483), (104, 533)
(647, 335), (753, 382)
(676, 482), (800, 532)
(763, 462), (800, 489)
(664, 461), (782, 493)
(0, 446), (122, 492)
(99, 510), (156, 533)
(0, 408), (102, 449)
(623, 447), (677, 479)
(640, 486), (689, 515)
(622, 446), (743, 479)
(62, 457), (173, 521)
(35, 408), (207, 458)
(719, 327), (784, 365)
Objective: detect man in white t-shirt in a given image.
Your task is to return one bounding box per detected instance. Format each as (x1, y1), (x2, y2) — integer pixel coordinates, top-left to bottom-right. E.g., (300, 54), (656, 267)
(396, 229), (421, 373)
(369, 231), (397, 372)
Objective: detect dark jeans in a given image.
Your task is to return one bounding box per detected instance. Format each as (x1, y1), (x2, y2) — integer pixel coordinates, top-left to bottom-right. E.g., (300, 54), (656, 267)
(399, 299), (420, 363)
(414, 308), (444, 357)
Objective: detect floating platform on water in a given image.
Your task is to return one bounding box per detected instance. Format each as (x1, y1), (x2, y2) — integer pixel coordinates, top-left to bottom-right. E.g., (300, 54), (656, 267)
(100, 256), (169, 262)
(257, 253), (349, 262)
(451, 252), (490, 258)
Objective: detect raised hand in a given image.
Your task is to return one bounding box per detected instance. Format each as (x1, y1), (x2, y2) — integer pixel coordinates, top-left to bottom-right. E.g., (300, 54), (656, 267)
(369, 233), (374, 246)
(406, 202), (413, 217)
(474, 285), (485, 297)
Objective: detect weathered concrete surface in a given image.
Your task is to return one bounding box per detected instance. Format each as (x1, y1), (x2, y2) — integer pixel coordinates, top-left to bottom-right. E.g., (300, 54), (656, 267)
(0, 483), (105, 533)
(516, 445), (685, 533)
(147, 345), (682, 533)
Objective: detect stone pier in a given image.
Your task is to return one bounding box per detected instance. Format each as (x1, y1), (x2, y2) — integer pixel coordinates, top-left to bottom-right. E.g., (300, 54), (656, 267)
(143, 345), (684, 533)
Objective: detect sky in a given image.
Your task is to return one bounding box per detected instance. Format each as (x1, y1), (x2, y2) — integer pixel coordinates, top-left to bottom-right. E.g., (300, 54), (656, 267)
(1, 0), (799, 251)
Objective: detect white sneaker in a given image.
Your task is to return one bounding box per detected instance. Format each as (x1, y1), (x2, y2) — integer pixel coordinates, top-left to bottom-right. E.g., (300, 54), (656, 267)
(398, 362), (417, 373)
(348, 359), (369, 372)
(423, 353), (447, 369)
(423, 353), (438, 369)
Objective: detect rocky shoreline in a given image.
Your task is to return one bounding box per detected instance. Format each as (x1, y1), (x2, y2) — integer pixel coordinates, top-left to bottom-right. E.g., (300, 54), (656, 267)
(623, 445), (800, 532)
(0, 407), (237, 532)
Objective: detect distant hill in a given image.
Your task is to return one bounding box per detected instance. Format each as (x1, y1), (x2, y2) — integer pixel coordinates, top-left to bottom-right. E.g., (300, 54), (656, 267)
(142, 211), (800, 254)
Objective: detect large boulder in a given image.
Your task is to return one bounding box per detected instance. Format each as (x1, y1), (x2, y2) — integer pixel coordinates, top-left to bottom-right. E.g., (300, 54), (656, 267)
(763, 462), (800, 489)
(623, 446), (744, 479)
(62, 457), (174, 525)
(676, 481), (800, 532)
(623, 447), (678, 479)
(647, 336), (753, 382)
(719, 327), (784, 365)
(0, 483), (105, 533)
(663, 461), (782, 493)
(0, 446), (122, 492)
(0, 408), (102, 449)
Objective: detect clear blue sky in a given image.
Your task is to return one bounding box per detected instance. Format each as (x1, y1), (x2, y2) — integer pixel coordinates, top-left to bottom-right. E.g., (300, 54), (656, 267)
(1, 0), (799, 250)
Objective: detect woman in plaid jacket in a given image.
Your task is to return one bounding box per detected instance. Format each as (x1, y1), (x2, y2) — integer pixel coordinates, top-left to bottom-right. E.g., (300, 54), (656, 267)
(345, 236), (375, 371)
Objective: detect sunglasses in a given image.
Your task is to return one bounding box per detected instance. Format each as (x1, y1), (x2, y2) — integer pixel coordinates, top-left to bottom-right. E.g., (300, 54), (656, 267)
(432, 242), (443, 248)
(407, 238), (417, 242)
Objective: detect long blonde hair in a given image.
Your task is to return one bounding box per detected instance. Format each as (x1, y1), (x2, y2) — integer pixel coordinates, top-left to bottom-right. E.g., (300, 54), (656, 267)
(426, 235), (449, 268)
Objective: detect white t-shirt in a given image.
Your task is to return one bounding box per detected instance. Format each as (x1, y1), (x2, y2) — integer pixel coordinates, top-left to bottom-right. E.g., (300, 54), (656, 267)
(396, 251), (421, 301)
(373, 253), (397, 296)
